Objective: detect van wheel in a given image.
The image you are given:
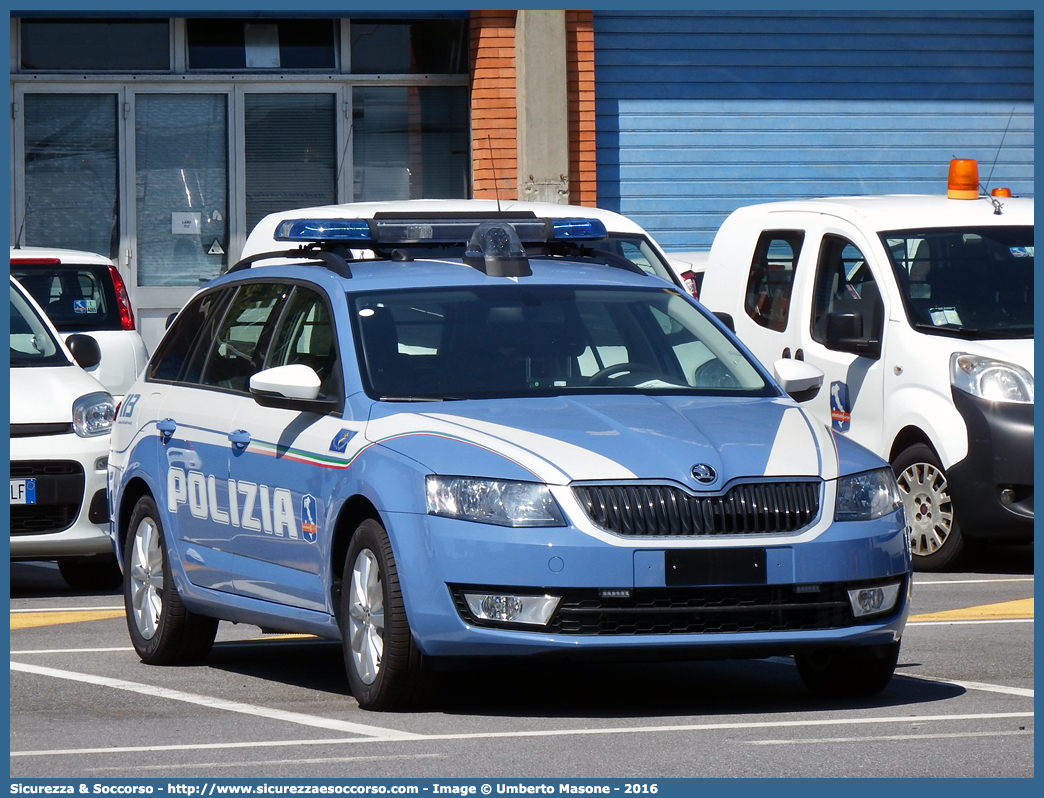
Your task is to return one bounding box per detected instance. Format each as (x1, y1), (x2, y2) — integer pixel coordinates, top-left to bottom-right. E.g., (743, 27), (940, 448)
(796, 641), (901, 696)
(58, 557), (123, 592)
(124, 495), (218, 664)
(340, 519), (428, 711)
(892, 443), (965, 571)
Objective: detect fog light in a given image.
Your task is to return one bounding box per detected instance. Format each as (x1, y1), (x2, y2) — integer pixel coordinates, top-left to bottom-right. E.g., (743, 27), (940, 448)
(95, 456), (109, 472)
(1000, 488), (1015, 506)
(847, 583), (901, 618)
(463, 593), (560, 626)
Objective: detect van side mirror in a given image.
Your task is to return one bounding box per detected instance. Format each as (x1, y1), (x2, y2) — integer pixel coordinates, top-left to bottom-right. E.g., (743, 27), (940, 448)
(65, 333), (102, 370)
(825, 311), (881, 360)
(713, 312), (736, 333)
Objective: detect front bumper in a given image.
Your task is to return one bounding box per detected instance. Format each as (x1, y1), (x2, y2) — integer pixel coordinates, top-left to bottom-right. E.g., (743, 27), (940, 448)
(386, 506), (911, 658)
(947, 388), (1033, 540)
(9, 431), (112, 560)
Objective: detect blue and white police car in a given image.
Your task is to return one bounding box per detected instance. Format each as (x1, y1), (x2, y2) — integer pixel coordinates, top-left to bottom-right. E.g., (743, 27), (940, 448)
(108, 207), (911, 710)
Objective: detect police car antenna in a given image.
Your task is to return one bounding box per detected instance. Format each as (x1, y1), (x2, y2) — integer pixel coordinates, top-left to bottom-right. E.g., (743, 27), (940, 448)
(486, 134), (502, 212)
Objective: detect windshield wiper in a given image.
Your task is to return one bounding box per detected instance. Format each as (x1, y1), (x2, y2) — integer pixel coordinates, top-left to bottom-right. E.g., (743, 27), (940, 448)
(911, 322), (1034, 340)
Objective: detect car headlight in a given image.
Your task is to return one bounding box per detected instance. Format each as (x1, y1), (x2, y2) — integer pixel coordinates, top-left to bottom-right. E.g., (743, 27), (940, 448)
(951, 353), (1033, 404)
(425, 476), (566, 527)
(72, 392), (115, 438)
(835, 468), (902, 522)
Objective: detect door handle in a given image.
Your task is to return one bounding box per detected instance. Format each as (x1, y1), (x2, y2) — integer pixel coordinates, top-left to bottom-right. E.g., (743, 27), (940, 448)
(228, 429), (251, 450)
(156, 418), (176, 440)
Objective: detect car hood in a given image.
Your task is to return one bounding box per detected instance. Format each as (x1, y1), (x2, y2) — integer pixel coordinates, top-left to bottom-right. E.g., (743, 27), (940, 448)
(9, 364), (108, 424)
(366, 395), (882, 488)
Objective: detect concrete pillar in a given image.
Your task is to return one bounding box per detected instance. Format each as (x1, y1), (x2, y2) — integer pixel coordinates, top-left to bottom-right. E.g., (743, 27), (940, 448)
(515, 10), (570, 204)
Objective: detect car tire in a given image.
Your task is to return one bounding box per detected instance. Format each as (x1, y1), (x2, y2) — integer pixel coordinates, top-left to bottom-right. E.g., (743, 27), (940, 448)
(795, 641), (901, 697)
(340, 518), (429, 711)
(58, 557), (124, 592)
(124, 495), (218, 665)
(892, 443), (965, 572)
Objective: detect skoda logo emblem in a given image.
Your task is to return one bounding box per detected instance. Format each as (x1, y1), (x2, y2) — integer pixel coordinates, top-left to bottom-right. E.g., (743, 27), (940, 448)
(691, 463), (717, 484)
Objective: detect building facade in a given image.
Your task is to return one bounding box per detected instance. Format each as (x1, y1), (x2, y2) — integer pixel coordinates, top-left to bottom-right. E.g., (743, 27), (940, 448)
(9, 11), (1033, 350)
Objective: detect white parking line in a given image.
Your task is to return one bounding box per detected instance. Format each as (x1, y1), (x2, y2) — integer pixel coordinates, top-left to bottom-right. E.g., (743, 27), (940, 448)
(747, 729), (1032, 745)
(88, 753), (443, 773)
(913, 578), (1033, 586)
(905, 674), (1034, 697)
(11, 712), (1034, 759)
(10, 661), (421, 740)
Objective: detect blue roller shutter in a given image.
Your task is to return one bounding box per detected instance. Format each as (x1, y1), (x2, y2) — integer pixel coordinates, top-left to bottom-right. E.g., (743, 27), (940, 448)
(594, 11), (1034, 251)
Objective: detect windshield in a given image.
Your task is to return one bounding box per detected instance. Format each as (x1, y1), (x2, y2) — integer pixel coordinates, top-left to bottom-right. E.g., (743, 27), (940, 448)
(10, 282), (68, 367)
(10, 263), (122, 332)
(350, 285), (772, 401)
(881, 226), (1033, 339)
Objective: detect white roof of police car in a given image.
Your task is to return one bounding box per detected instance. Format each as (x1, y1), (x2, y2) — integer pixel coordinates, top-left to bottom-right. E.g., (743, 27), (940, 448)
(727, 194), (1033, 231)
(241, 199), (657, 260)
(10, 245), (114, 266)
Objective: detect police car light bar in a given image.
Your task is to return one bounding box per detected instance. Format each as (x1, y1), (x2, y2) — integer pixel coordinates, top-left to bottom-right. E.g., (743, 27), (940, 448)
(273, 216), (608, 246)
(275, 219), (374, 242)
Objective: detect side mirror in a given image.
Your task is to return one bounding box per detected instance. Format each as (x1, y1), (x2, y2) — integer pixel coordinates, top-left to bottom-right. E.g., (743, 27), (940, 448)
(66, 334), (102, 370)
(249, 364), (336, 414)
(165, 312), (179, 329)
(825, 311), (881, 360)
(773, 358), (824, 403)
(713, 312), (736, 333)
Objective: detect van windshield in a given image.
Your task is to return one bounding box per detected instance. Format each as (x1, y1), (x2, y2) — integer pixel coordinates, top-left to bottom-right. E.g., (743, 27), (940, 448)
(881, 226), (1033, 339)
(350, 285), (773, 401)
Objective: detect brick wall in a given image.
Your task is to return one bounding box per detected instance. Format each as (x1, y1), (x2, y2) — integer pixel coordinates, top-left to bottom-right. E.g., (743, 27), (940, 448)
(469, 10), (596, 204)
(470, 10), (517, 200)
(566, 11), (596, 206)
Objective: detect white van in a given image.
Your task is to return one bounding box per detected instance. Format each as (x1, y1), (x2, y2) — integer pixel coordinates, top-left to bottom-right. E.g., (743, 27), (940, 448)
(699, 163), (1033, 570)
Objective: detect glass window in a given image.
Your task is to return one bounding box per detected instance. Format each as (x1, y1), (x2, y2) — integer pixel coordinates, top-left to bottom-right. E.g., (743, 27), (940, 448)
(20, 19), (170, 71)
(882, 226), (1033, 337)
(187, 19), (336, 70)
(148, 289), (231, 383)
(350, 286), (770, 400)
(136, 94), (229, 286)
(10, 283), (65, 368)
(744, 231), (804, 332)
(195, 283), (289, 392)
(245, 94), (337, 233)
(811, 235), (883, 348)
(22, 94), (118, 259)
(265, 287), (340, 399)
(9, 263), (120, 333)
(353, 86), (469, 201)
(351, 19), (468, 74)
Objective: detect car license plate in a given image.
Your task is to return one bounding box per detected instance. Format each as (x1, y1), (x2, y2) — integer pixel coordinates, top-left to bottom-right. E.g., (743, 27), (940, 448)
(665, 548), (766, 586)
(10, 478), (36, 505)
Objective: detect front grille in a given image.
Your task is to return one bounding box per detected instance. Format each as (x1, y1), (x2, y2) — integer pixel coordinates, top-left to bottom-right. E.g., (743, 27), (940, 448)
(9, 461), (85, 535)
(574, 481), (820, 537)
(11, 423), (73, 438)
(451, 580), (903, 636)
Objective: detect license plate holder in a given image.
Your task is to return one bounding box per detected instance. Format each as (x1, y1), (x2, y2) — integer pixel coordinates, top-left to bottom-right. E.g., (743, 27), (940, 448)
(665, 548), (766, 586)
(10, 478), (37, 505)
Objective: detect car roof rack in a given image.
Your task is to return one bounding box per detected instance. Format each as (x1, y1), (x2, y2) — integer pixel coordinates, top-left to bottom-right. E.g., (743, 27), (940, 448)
(227, 246), (353, 278)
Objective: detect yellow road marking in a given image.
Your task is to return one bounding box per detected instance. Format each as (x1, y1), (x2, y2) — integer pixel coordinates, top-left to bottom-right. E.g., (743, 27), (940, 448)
(909, 598), (1033, 623)
(10, 610), (126, 630)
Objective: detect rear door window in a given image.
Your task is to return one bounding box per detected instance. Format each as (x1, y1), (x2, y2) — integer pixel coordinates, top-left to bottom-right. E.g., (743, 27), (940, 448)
(10, 264), (120, 332)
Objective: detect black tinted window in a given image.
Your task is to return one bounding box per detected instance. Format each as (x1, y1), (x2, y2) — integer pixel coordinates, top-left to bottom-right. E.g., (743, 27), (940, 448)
(148, 289), (229, 383)
(10, 264), (120, 332)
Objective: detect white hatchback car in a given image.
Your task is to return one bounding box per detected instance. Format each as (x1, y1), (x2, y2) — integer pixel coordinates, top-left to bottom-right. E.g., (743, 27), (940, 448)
(10, 247), (149, 401)
(10, 276), (121, 590)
